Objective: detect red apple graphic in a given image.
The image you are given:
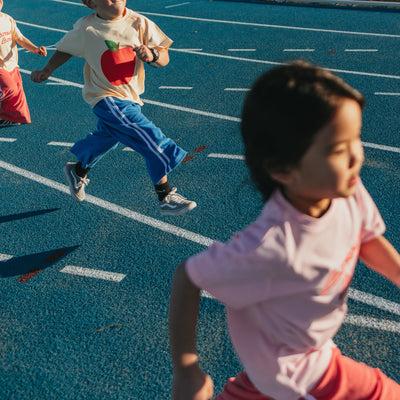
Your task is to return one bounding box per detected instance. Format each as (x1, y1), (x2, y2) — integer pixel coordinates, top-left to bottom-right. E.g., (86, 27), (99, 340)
(101, 40), (136, 86)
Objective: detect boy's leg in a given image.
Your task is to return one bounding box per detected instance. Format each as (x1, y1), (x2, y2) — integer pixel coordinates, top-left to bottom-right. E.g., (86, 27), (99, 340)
(65, 120), (119, 201)
(92, 97), (196, 215)
(92, 97), (186, 185)
(307, 347), (400, 400)
(214, 372), (275, 400)
(0, 68), (31, 124)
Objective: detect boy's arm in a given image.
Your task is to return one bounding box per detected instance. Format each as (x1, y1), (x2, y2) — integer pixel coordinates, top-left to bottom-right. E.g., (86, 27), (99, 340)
(16, 36), (47, 57)
(30, 51), (72, 83)
(169, 261), (214, 400)
(359, 235), (400, 289)
(134, 45), (169, 67)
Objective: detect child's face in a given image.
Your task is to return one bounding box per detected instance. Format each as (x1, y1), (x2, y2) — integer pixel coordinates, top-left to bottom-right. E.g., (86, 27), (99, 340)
(88, 0), (126, 20)
(279, 98), (364, 217)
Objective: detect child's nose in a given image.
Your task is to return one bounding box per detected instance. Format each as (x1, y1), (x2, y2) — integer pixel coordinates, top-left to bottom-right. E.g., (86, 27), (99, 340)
(349, 141), (364, 168)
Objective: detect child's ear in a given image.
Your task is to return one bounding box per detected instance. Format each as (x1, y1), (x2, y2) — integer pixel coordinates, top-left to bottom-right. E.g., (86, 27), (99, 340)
(265, 163), (294, 185)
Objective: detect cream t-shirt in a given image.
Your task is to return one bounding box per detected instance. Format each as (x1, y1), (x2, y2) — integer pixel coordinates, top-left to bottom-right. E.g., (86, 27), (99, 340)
(56, 8), (173, 108)
(0, 13), (24, 71)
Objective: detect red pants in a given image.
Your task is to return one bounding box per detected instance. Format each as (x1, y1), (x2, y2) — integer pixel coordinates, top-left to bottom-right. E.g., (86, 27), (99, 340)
(215, 348), (400, 400)
(0, 67), (31, 124)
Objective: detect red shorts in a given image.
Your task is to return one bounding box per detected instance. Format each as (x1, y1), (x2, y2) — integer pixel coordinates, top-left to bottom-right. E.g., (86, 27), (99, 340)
(0, 67), (31, 124)
(214, 348), (400, 400)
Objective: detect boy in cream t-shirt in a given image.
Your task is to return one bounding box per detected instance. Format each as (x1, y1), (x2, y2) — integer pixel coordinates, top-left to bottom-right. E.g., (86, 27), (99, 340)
(0, 0), (46, 127)
(31, 0), (196, 216)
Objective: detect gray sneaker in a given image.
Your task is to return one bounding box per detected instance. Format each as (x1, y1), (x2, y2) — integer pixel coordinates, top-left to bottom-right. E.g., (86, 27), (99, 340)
(63, 162), (90, 201)
(159, 188), (196, 216)
(0, 119), (21, 128)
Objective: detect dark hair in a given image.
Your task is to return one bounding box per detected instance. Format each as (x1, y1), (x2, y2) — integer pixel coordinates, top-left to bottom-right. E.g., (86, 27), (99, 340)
(241, 60), (365, 202)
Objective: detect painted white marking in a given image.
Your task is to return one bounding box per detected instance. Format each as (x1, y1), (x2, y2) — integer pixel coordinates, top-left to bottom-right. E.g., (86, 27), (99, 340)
(0, 254), (13, 261)
(33, 4), (400, 38)
(227, 49), (256, 52)
(1, 161), (398, 331)
(122, 147), (135, 152)
(171, 49), (400, 80)
(18, 71), (399, 152)
(362, 141), (400, 154)
(165, 2), (191, 8)
(60, 265), (126, 282)
(16, 20), (68, 33)
(208, 153), (245, 160)
(345, 49), (378, 52)
(0, 160), (214, 247)
(20, 69), (84, 89)
(142, 12), (400, 39)
(224, 88), (250, 92)
(48, 141), (74, 147)
(159, 86), (193, 90)
(0, 138), (16, 142)
(51, 0), (84, 6)
(200, 291), (399, 332)
(142, 99), (240, 122)
(208, 141), (400, 159)
(375, 92), (400, 96)
(349, 288), (400, 317)
(344, 314), (400, 333)
(284, 49), (315, 52)
(174, 48), (203, 52)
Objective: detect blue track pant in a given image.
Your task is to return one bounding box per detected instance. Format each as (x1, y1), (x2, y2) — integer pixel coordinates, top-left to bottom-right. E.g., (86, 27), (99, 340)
(70, 97), (187, 185)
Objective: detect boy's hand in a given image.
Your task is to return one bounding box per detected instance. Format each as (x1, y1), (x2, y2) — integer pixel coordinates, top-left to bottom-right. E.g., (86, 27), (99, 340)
(37, 46), (47, 57)
(30, 69), (51, 83)
(133, 45), (153, 63)
(172, 364), (214, 400)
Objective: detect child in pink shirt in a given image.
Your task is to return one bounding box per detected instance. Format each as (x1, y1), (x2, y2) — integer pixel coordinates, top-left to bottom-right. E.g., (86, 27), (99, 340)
(0, 0), (46, 127)
(169, 61), (400, 400)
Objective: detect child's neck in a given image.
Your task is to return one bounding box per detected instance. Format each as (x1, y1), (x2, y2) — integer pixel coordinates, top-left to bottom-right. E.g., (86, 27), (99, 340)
(281, 189), (332, 218)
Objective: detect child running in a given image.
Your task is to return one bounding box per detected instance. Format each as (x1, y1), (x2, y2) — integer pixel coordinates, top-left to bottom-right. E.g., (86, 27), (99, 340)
(169, 60), (400, 399)
(30, 0), (196, 216)
(0, 0), (47, 127)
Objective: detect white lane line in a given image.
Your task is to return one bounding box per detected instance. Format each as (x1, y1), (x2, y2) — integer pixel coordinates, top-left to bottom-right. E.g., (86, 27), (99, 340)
(344, 314), (400, 333)
(60, 265), (126, 282)
(1, 160), (398, 330)
(142, 12), (400, 39)
(228, 49), (256, 52)
(349, 288), (400, 317)
(0, 254), (13, 261)
(159, 86), (193, 90)
(224, 88), (250, 92)
(208, 141), (400, 159)
(16, 20), (68, 33)
(362, 141), (400, 154)
(171, 49), (400, 80)
(20, 69), (84, 88)
(208, 153), (245, 160)
(0, 159), (214, 247)
(48, 141), (74, 147)
(142, 98), (240, 122)
(19, 70), (400, 152)
(284, 49), (315, 52)
(165, 2), (191, 8)
(200, 291), (399, 332)
(375, 92), (400, 96)
(19, 69), (240, 123)
(345, 49), (378, 52)
(26, 5), (400, 38)
(0, 138), (16, 142)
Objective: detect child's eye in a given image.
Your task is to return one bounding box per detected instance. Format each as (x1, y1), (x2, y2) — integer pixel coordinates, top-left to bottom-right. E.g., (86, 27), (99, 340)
(330, 146), (346, 155)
